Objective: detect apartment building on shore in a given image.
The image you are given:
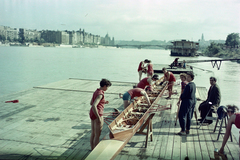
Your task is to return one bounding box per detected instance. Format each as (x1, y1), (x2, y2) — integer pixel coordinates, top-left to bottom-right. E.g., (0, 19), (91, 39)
(0, 26), (19, 41)
(0, 25), (113, 45)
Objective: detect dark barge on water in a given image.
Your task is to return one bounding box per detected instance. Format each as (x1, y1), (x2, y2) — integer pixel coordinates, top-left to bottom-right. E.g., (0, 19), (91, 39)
(170, 40), (199, 57)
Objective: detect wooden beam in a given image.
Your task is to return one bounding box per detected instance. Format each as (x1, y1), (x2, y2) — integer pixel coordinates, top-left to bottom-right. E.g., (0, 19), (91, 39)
(183, 58), (240, 63)
(85, 139), (125, 160)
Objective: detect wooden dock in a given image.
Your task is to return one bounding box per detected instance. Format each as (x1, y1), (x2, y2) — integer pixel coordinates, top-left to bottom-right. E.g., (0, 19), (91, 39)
(0, 78), (239, 160)
(153, 64), (192, 74)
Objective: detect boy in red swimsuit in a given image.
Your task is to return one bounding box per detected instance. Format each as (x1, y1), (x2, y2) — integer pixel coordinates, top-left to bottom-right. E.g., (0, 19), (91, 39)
(89, 79), (112, 150)
(162, 67), (176, 99)
(138, 59), (148, 81)
(147, 60), (154, 77)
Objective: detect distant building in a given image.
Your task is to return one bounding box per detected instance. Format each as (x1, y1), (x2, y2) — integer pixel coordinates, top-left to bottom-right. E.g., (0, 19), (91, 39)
(0, 26), (19, 41)
(7, 28), (19, 40)
(76, 29), (84, 44)
(17, 28), (41, 43)
(61, 31), (69, 44)
(68, 31), (77, 45)
(201, 33), (205, 42)
(93, 35), (101, 44)
(199, 33), (207, 46)
(101, 33), (114, 45)
(41, 30), (71, 44)
(18, 28), (24, 42)
(198, 33), (226, 49)
(0, 26), (5, 37)
(41, 30), (62, 44)
(24, 29), (41, 41)
(84, 32), (91, 44)
(68, 28), (89, 45)
(41, 29), (100, 45)
(1, 25), (105, 45)
(112, 37), (115, 45)
(82, 29), (87, 44)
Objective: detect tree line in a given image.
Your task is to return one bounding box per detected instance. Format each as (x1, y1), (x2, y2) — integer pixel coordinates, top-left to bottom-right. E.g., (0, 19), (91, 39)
(203, 33), (240, 62)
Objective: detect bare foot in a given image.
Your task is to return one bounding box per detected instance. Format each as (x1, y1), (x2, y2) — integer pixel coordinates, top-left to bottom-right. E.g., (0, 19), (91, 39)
(119, 93), (123, 98)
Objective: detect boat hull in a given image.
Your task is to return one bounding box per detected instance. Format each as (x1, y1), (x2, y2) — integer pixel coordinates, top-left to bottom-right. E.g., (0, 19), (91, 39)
(108, 83), (169, 140)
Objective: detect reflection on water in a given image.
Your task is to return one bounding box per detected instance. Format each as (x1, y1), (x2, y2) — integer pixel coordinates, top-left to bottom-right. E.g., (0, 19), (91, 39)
(0, 46), (239, 141)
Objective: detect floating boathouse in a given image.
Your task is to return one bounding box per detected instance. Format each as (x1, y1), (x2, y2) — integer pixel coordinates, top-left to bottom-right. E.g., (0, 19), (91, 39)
(170, 40), (199, 57)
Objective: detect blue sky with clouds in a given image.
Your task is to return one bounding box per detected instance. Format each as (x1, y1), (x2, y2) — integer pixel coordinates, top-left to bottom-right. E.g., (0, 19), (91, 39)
(1, 0), (239, 41)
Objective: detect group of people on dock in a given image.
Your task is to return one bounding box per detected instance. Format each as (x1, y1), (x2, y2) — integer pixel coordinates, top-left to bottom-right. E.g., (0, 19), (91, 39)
(89, 59), (159, 150)
(176, 72), (240, 157)
(176, 73), (219, 136)
(176, 71), (196, 135)
(137, 59), (240, 157)
(170, 58), (186, 68)
(88, 60), (240, 158)
(88, 75), (161, 150)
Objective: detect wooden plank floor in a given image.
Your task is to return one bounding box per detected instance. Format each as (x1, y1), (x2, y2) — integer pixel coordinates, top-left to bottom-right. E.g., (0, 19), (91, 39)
(0, 78), (239, 160)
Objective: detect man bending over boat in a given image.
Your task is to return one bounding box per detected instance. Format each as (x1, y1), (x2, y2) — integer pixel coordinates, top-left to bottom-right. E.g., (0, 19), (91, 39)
(122, 88), (151, 109)
(89, 79), (112, 150)
(137, 74), (159, 89)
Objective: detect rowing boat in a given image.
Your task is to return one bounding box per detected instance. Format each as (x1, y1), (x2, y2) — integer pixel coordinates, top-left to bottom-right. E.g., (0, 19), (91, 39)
(108, 81), (171, 140)
(86, 80), (172, 160)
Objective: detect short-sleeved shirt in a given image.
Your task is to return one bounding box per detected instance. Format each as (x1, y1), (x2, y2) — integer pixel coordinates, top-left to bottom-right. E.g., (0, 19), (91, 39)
(89, 89), (105, 120)
(165, 71), (176, 82)
(138, 61), (143, 72)
(147, 63), (154, 75)
(128, 88), (144, 99)
(137, 77), (150, 89)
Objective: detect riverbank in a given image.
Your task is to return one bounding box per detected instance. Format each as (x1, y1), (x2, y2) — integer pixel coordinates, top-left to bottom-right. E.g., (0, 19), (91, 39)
(202, 44), (240, 63)
(215, 49), (240, 63)
(0, 42), (102, 48)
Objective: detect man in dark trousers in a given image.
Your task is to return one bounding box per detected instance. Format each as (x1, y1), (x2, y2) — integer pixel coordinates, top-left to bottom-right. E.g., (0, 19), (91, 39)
(198, 77), (221, 124)
(177, 71), (196, 135)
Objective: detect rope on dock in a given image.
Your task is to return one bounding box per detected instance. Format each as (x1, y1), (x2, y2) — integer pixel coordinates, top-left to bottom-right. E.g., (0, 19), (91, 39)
(33, 86), (121, 95)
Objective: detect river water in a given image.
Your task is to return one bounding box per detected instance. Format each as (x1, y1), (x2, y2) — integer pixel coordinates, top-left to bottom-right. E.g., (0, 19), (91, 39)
(0, 46), (239, 141)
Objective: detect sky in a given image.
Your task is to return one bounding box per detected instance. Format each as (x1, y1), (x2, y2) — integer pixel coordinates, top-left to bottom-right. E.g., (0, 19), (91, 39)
(1, 0), (240, 41)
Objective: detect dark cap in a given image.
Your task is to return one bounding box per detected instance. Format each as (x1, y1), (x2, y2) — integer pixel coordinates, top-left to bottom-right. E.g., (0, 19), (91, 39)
(152, 74), (159, 80)
(145, 85), (153, 91)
